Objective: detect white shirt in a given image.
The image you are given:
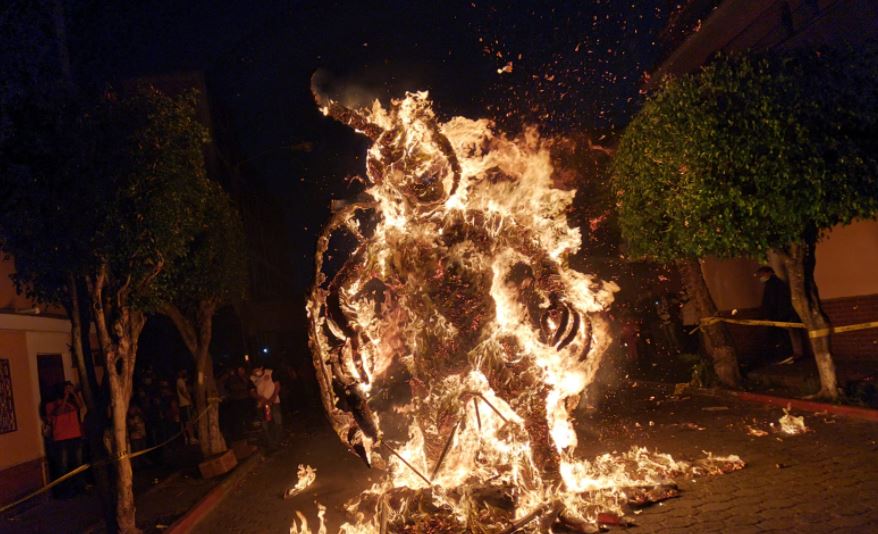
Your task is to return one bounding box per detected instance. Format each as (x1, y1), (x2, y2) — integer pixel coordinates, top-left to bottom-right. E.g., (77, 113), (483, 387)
(251, 370), (280, 404)
(176, 377), (192, 407)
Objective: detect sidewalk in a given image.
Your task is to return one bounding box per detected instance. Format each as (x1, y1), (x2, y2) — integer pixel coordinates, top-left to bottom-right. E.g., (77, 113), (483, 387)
(631, 344), (878, 407)
(746, 358), (878, 405)
(0, 441), (219, 533)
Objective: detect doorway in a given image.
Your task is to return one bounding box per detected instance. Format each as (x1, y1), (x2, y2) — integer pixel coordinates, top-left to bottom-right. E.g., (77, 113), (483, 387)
(37, 354), (64, 407)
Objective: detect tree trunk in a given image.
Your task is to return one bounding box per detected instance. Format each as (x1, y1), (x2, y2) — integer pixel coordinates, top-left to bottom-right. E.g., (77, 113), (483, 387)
(89, 266), (143, 534)
(195, 301), (226, 457)
(108, 366), (136, 534)
(677, 259), (741, 387)
(194, 348), (226, 457)
(161, 301), (227, 458)
(775, 241), (839, 400)
(68, 276), (96, 413)
(68, 275), (116, 531)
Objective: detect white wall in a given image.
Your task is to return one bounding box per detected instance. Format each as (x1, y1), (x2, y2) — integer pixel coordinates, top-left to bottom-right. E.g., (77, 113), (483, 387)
(0, 315), (71, 470)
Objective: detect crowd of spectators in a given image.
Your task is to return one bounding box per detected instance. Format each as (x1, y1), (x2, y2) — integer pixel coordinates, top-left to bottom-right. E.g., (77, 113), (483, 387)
(40, 356), (307, 499)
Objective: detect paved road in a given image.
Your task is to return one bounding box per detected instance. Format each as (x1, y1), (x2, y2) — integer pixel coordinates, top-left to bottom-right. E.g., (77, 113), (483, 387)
(194, 386), (878, 533)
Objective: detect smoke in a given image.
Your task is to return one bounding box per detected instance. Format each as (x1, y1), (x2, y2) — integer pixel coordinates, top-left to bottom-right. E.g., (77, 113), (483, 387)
(310, 68), (387, 110)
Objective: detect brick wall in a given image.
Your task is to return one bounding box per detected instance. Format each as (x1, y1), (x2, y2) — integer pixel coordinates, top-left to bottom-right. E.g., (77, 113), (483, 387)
(822, 294), (878, 362)
(723, 294), (878, 364)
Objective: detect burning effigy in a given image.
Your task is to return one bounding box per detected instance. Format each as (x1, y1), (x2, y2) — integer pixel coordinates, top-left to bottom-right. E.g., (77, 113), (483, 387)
(306, 89), (742, 532)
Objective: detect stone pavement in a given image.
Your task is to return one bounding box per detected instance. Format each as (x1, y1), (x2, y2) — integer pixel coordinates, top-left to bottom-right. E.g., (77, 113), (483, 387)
(192, 414), (372, 534)
(580, 385), (878, 533)
(194, 385), (878, 533)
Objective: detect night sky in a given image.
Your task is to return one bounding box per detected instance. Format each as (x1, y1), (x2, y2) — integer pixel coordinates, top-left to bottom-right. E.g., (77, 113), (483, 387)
(67, 0), (671, 291)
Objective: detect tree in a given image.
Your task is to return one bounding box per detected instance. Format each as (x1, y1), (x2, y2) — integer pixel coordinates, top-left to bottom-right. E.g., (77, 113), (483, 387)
(1, 3), (119, 524)
(0, 88), (120, 529)
(0, 85), (209, 532)
(157, 180), (248, 458)
(612, 45), (878, 399)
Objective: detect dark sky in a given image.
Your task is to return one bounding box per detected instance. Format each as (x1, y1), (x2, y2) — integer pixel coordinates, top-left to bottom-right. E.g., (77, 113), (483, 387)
(69, 0), (671, 291)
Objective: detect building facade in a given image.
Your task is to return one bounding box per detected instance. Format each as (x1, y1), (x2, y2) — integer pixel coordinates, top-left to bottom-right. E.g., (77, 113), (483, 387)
(655, 0), (878, 368)
(0, 258), (74, 507)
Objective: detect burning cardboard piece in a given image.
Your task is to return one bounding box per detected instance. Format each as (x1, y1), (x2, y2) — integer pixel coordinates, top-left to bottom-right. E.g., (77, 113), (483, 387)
(285, 464), (317, 499)
(778, 407), (808, 435)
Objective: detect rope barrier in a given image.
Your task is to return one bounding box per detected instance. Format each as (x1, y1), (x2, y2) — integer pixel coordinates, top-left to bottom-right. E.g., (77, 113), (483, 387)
(692, 316), (878, 340)
(0, 401), (215, 515)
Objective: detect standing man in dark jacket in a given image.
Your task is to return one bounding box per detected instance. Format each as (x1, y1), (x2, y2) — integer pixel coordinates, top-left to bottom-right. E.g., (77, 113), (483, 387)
(755, 266), (803, 364)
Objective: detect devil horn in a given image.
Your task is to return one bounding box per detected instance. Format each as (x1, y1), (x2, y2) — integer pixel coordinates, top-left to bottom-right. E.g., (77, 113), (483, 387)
(311, 72), (384, 141)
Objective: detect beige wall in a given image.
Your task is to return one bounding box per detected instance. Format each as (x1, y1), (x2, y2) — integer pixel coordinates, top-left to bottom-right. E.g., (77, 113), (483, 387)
(815, 219), (878, 299)
(0, 331), (43, 471)
(701, 257), (763, 312)
(0, 254), (75, 500)
(0, 315), (72, 474)
(701, 219), (878, 312)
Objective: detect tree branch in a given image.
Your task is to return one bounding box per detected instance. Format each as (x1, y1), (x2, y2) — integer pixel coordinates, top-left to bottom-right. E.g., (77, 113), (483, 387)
(159, 302), (198, 355)
(138, 251), (165, 292)
(88, 263), (115, 370)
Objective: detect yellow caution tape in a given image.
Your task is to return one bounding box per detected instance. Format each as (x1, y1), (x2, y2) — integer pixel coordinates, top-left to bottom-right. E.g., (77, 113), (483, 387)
(807, 320), (878, 339)
(699, 317), (806, 329)
(694, 317), (878, 340)
(0, 402), (214, 514)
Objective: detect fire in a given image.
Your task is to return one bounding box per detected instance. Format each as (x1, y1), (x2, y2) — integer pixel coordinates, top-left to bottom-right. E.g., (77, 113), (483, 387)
(291, 504), (327, 534)
(305, 89), (742, 532)
(777, 407), (808, 435)
(285, 464), (318, 499)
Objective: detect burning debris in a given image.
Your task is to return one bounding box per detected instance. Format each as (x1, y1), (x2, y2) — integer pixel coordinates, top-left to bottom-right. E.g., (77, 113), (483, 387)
(307, 88), (743, 532)
(746, 425), (769, 437)
(285, 464), (318, 499)
(777, 407), (809, 435)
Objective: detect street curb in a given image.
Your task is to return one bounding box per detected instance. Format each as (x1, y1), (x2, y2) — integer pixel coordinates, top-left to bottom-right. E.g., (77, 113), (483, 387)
(723, 390), (878, 422)
(82, 470), (185, 533)
(166, 452), (263, 534)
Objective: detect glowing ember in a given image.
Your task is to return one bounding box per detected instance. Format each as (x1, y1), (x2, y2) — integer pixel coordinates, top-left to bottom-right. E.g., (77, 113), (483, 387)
(746, 425), (769, 437)
(285, 464), (318, 499)
(307, 88), (742, 532)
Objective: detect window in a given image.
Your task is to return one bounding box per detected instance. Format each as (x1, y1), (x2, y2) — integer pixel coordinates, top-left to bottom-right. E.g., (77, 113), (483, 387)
(0, 358), (17, 434)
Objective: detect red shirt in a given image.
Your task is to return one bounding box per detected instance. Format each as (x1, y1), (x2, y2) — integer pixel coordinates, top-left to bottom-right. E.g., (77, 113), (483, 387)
(46, 400), (82, 441)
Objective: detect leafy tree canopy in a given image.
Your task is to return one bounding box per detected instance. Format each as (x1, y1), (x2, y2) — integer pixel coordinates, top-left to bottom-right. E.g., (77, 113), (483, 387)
(156, 179), (248, 311)
(0, 84), (211, 309)
(612, 44), (878, 262)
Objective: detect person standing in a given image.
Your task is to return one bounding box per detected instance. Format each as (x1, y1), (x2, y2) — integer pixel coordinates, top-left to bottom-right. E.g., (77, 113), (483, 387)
(755, 266), (803, 365)
(250, 365), (282, 449)
(45, 381), (85, 497)
(225, 365), (253, 440)
(176, 369), (197, 445)
(127, 403), (148, 467)
(157, 378), (176, 443)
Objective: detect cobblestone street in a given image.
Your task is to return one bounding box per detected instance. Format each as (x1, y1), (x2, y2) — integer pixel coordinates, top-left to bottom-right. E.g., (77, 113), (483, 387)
(194, 385), (878, 533)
